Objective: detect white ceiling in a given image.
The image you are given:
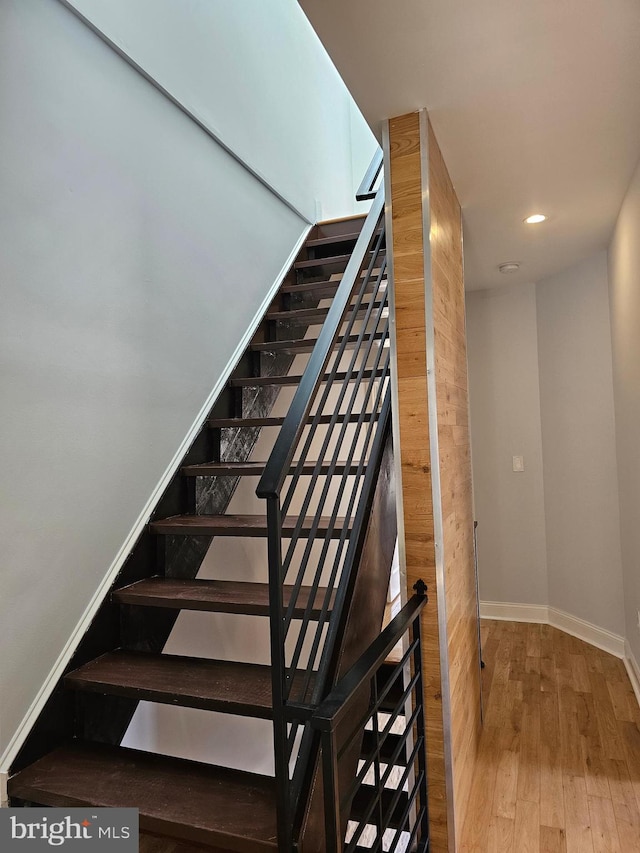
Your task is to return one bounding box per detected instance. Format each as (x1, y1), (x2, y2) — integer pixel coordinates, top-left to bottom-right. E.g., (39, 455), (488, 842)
(299, 0), (640, 290)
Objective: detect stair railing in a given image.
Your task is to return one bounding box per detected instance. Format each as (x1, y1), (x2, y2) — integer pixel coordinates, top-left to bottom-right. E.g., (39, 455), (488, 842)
(311, 592), (430, 853)
(356, 150), (384, 201)
(257, 150), (393, 849)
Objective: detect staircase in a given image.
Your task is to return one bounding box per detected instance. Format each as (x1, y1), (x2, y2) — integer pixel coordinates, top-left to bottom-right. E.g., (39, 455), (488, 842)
(9, 163), (395, 851)
(9, 160), (428, 853)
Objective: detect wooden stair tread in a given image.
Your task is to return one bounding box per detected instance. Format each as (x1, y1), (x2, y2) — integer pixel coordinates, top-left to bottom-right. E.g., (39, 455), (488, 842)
(182, 461), (360, 476)
(316, 213), (366, 227)
(149, 514), (352, 538)
(208, 416), (284, 428)
(8, 741), (278, 851)
(113, 577), (334, 617)
(294, 253), (351, 269)
(294, 249), (384, 270)
(304, 230), (362, 249)
(207, 412), (378, 429)
(266, 302), (382, 323)
(229, 369), (385, 387)
(251, 332), (385, 354)
(280, 278), (385, 295)
(65, 651), (311, 717)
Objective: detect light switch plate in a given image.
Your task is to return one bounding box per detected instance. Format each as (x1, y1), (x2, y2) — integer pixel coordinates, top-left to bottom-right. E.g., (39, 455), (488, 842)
(512, 455), (525, 472)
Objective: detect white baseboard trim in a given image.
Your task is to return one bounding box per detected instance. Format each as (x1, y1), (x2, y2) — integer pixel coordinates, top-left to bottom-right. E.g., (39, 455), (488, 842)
(0, 228), (311, 778)
(548, 607), (626, 658)
(480, 600), (626, 658)
(624, 641), (640, 708)
(479, 601), (548, 624)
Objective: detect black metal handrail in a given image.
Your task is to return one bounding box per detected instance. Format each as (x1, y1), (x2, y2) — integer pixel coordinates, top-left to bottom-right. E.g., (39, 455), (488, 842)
(257, 186), (385, 501)
(356, 148), (384, 201)
(256, 156), (391, 849)
(312, 594), (430, 853)
(311, 595), (425, 732)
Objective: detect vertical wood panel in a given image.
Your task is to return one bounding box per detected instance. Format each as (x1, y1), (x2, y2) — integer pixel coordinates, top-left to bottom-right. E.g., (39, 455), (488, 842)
(387, 110), (481, 851)
(428, 119), (483, 848)
(388, 110), (451, 851)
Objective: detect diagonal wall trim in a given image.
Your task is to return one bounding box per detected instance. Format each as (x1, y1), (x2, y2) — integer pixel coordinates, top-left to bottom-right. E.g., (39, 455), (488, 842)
(56, 0), (313, 225)
(480, 600), (626, 658)
(0, 227), (311, 777)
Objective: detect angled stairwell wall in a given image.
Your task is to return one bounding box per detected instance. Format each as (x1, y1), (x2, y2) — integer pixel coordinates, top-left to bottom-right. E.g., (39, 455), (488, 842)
(0, 0), (377, 771)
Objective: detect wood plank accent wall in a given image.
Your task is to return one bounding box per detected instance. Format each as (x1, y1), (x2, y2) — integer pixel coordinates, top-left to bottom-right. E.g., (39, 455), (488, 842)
(385, 110), (482, 851)
(428, 117), (483, 850)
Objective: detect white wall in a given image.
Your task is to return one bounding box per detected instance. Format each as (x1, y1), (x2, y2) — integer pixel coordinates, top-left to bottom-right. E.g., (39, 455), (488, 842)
(0, 0), (376, 764)
(63, 0), (377, 222)
(466, 253), (626, 641)
(609, 156), (640, 663)
(466, 284), (548, 606)
(537, 253), (625, 635)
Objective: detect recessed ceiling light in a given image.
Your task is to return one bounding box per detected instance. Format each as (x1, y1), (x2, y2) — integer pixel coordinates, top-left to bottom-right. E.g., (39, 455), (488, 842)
(524, 214), (547, 224)
(499, 262), (520, 274)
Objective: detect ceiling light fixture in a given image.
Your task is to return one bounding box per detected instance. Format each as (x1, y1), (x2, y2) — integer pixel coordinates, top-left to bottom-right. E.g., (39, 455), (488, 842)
(499, 262), (520, 274)
(524, 214), (547, 224)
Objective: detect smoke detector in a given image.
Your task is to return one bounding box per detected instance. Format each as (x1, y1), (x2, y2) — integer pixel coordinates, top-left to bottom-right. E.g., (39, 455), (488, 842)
(498, 262), (520, 274)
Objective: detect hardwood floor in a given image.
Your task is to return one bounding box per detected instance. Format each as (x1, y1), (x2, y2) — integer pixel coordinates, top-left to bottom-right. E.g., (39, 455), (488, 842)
(460, 620), (640, 852)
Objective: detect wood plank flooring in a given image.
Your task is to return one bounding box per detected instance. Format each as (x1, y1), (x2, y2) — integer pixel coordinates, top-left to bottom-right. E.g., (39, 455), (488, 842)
(460, 620), (640, 853)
